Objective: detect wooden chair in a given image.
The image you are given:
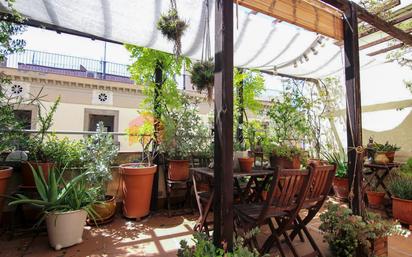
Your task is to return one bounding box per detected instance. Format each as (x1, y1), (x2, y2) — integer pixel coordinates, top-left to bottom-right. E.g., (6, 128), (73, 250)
(288, 163), (336, 257)
(234, 166), (314, 256)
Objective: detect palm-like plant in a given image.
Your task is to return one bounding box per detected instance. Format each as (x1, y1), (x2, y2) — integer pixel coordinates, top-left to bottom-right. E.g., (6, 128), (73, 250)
(322, 151), (348, 178)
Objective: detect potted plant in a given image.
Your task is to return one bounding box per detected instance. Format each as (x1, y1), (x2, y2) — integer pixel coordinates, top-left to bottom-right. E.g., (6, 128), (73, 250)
(157, 2), (188, 57)
(121, 116), (158, 219)
(190, 60), (214, 103)
(9, 164), (97, 250)
(365, 177), (385, 209)
(264, 143), (304, 169)
(81, 121), (118, 224)
(370, 141), (401, 164)
(319, 203), (409, 257)
(323, 151), (349, 201)
(22, 97), (60, 187)
(389, 161), (412, 225)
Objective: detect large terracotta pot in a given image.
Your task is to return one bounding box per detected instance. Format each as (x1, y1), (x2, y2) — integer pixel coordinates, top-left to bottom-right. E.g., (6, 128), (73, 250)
(21, 161), (54, 187)
(270, 155), (300, 169)
(168, 160), (189, 181)
(392, 197), (412, 225)
(119, 164), (157, 219)
(238, 157), (254, 173)
(366, 191), (385, 209)
(87, 195), (116, 225)
(332, 177), (349, 200)
(46, 209), (87, 250)
(0, 167), (12, 222)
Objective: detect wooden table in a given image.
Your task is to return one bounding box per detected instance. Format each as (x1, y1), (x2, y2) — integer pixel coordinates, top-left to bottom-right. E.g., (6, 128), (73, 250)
(190, 167), (274, 234)
(364, 162), (400, 215)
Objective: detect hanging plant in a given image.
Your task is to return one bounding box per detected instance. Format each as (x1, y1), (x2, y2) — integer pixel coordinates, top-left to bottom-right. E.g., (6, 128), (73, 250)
(157, 6), (188, 57)
(190, 59), (214, 103)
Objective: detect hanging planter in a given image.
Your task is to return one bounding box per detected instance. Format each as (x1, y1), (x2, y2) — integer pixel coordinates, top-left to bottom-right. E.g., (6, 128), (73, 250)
(157, 5), (188, 57)
(190, 60), (215, 103)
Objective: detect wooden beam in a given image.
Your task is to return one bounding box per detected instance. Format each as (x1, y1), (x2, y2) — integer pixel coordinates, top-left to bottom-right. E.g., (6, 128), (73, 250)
(360, 28), (412, 50)
(236, 0), (344, 40)
(359, 11), (412, 38)
(214, 0), (234, 250)
(343, 2), (364, 216)
(321, 0), (412, 46)
(367, 42), (404, 56)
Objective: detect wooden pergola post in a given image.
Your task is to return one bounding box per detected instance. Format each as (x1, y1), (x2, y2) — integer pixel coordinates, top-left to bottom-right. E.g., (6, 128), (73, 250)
(236, 69), (245, 149)
(214, 0), (234, 249)
(343, 2), (363, 215)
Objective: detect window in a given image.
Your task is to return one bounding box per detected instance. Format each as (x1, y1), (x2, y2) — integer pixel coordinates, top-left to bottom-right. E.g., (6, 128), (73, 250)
(84, 109), (119, 142)
(13, 110), (32, 129)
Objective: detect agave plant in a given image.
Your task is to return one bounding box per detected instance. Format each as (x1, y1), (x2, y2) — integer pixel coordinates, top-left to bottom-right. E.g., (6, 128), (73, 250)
(9, 164), (98, 223)
(322, 151), (348, 178)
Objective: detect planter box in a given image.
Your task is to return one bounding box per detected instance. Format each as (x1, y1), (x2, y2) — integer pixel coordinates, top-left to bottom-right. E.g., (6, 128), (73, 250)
(392, 197), (412, 225)
(370, 237), (388, 257)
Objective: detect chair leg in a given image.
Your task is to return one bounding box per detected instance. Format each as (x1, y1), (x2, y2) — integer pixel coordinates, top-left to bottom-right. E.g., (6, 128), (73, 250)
(301, 222), (324, 257)
(273, 234), (287, 257)
(282, 232), (299, 257)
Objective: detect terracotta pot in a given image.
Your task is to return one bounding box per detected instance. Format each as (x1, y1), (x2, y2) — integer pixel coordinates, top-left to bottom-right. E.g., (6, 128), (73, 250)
(270, 155), (301, 169)
(374, 152), (390, 165)
(261, 191), (268, 201)
(21, 161), (54, 187)
(392, 197), (412, 225)
(0, 167), (12, 222)
(238, 157), (254, 173)
(87, 195), (116, 225)
(46, 209), (87, 250)
(119, 164), (157, 219)
(332, 177), (349, 200)
(369, 237), (388, 257)
(366, 191), (385, 209)
(168, 160), (189, 181)
(384, 151), (395, 163)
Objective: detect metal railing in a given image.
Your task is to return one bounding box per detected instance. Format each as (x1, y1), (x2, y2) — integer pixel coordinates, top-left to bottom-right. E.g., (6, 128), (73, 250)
(4, 49), (130, 77)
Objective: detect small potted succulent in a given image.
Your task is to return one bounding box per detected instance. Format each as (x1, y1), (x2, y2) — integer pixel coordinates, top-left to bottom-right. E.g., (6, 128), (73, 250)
(370, 141), (401, 164)
(389, 161), (412, 226)
(323, 151), (349, 201)
(320, 203), (409, 257)
(81, 121), (118, 224)
(9, 164), (97, 250)
(121, 115), (158, 219)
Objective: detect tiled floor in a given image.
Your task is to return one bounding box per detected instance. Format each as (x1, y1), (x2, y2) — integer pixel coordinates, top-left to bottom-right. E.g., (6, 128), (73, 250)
(1, 209), (411, 257)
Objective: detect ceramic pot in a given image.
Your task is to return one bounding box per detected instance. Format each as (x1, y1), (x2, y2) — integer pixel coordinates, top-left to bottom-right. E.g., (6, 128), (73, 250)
(0, 167), (12, 222)
(270, 155), (300, 169)
(332, 177), (349, 200)
(119, 164), (157, 219)
(168, 160), (189, 181)
(384, 151), (395, 163)
(366, 191), (385, 209)
(21, 161), (54, 187)
(46, 209), (87, 250)
(374, 152), (390, 165)
(87, 195), (116, 225)
(392, 197), (412, 225)
(238, 157), (254, 173)
(233, 151), (248, 172)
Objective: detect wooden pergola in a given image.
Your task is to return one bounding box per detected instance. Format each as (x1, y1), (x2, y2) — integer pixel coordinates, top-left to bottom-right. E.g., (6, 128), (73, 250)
(213, 0), (412, 249)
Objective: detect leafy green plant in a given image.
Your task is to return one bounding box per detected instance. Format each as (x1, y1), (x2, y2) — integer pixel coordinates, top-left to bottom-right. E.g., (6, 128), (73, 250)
(263, 143), (303, 161)
(320, 203), (409, 257)
(389, 175), (412, 200)
(157, 6), (188, 57)
(26, 97), (61, 162)
(41, 135), (83, 169)
(81, 122), (118, 201)
(370, 141), (401, 152)
(177, 231), (268, 257)
(400, 158), (412, 177)
(322, 151), (348, 178)
(160, 96), (209, 160)
(9, 164), (97, 222)
(190, 60), (214, 102)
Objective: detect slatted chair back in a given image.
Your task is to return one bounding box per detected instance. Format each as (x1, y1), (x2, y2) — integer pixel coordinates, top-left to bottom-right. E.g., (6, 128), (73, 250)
(257, 166), (314, 224)
(305, 163), (336, 205)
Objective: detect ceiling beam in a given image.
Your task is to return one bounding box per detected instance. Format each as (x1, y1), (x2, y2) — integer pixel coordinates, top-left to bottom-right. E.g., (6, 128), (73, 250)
(359, 11), (412, 38)
(360, 28), (412, 50)
(321, 0), (412, 46)
(367, 42), (404, 56)
(235, 0), (344, 40)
